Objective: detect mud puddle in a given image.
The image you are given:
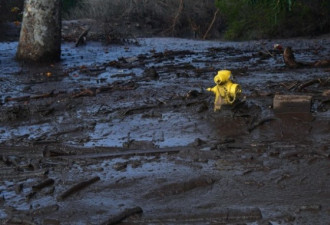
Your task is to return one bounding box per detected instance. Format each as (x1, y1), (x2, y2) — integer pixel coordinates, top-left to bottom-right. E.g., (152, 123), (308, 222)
(1, 37), (330, 224)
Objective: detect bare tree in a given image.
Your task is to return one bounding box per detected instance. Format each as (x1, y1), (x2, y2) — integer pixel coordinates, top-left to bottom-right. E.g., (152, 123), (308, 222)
(16, 0), (61, 62)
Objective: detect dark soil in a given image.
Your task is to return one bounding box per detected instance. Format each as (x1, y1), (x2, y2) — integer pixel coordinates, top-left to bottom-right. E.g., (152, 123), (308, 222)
(0, 25), (330, 224)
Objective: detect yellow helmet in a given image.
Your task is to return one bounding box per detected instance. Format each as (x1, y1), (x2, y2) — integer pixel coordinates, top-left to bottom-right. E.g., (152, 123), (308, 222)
(214, 70), (231, 85)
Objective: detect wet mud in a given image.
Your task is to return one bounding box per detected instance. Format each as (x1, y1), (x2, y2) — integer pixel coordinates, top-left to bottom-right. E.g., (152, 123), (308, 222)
(0, 37), (330, 224)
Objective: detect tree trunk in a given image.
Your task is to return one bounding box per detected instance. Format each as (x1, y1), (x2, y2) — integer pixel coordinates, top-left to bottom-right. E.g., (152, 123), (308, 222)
(16, 0), (61, 63)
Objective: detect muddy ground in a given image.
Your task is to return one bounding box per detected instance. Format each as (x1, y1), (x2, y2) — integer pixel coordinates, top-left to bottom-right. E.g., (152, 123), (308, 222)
(0, 33), (330, 225)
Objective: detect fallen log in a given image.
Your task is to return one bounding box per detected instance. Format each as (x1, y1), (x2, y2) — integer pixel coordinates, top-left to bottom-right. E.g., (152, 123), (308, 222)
(57, 176), (100, 201)
(101, 207), (143, 225)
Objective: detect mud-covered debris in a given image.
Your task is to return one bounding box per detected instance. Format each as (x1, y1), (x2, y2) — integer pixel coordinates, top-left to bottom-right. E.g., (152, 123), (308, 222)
(26, 191), (37, 201)
(322, 90), (330, 97)
(32, 178), (55, 191)
(298, 204), (322, 212)
(15, 183), (24, 194)
(57, 176), (100, 201)
(191, 138), (206, 147)
(283, 46), (330, 68)
(144, 177), (215, 198)
(5, 217), (37, 225)
(101, 206), (143, 225)
(273, 95), (312, 114)
(130, 160), (142, 168)
(42, 218), (61, 225)
(112, 162), (128, 171)
(227, 207), (262, 222)
(122, 140), (157, 150)
(31, 204), (59, 216)
(186, 90), (201, 99)
(143, 66), (159, 80)
(141, 110), (162, 118)
(43, 149), (73, 157)
(75, 27), (90, 47)
(248, 117), (276, 133)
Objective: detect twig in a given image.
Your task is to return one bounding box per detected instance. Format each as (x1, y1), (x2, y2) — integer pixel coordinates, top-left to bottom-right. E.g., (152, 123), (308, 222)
(57, 176), (100, 201)
(203, 9), (219, 40)
(101, 207), (143, 225)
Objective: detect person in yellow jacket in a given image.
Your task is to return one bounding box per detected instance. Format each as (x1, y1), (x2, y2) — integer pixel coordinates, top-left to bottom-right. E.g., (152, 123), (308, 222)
(207, 70), (242, 111)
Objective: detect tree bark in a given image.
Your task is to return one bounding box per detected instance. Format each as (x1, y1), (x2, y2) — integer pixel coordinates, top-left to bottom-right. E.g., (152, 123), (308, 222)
(16, 0), (61, 63)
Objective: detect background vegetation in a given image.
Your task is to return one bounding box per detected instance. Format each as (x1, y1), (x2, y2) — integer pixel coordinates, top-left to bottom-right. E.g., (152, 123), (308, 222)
(0, 0), (329, 40)
(215, 0), (330, 40)
(66, 0), (221, 38)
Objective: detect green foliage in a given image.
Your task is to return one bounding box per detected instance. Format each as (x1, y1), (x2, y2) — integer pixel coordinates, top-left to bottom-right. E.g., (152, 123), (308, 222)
(216, 0), (330, 40)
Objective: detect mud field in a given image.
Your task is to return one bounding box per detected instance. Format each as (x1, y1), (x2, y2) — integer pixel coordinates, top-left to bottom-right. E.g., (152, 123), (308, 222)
(0, 36), (330, 225)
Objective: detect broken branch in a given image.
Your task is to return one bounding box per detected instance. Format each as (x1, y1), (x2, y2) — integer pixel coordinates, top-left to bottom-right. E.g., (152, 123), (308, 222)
(57, 176), (100, 201)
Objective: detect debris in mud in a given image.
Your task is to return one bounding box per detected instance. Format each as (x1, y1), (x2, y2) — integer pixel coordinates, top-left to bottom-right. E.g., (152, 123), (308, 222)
(283, 46), (330, 68)
(298, 204), (322, 212)
(57, 176), (100, 201)
(32, 178), (55, 191)
(248, 116), (277, 133)
(273, 94), (312, 114)
(112, 162), (128, 171)
(1, 37), (330, 225)
(101, 206), (143, 225)
(75, 27), (90, 47)
(144, 177), (215, 198)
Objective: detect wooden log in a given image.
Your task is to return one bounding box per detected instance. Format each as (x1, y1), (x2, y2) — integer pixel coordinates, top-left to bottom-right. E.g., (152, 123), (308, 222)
(273, 94), (312, 114)
(57, 176), (100, 201)
(101, 207), (143, 225)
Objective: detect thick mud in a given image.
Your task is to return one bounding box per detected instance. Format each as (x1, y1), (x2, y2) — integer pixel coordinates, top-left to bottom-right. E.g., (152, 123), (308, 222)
(0, 37), (329, 225)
